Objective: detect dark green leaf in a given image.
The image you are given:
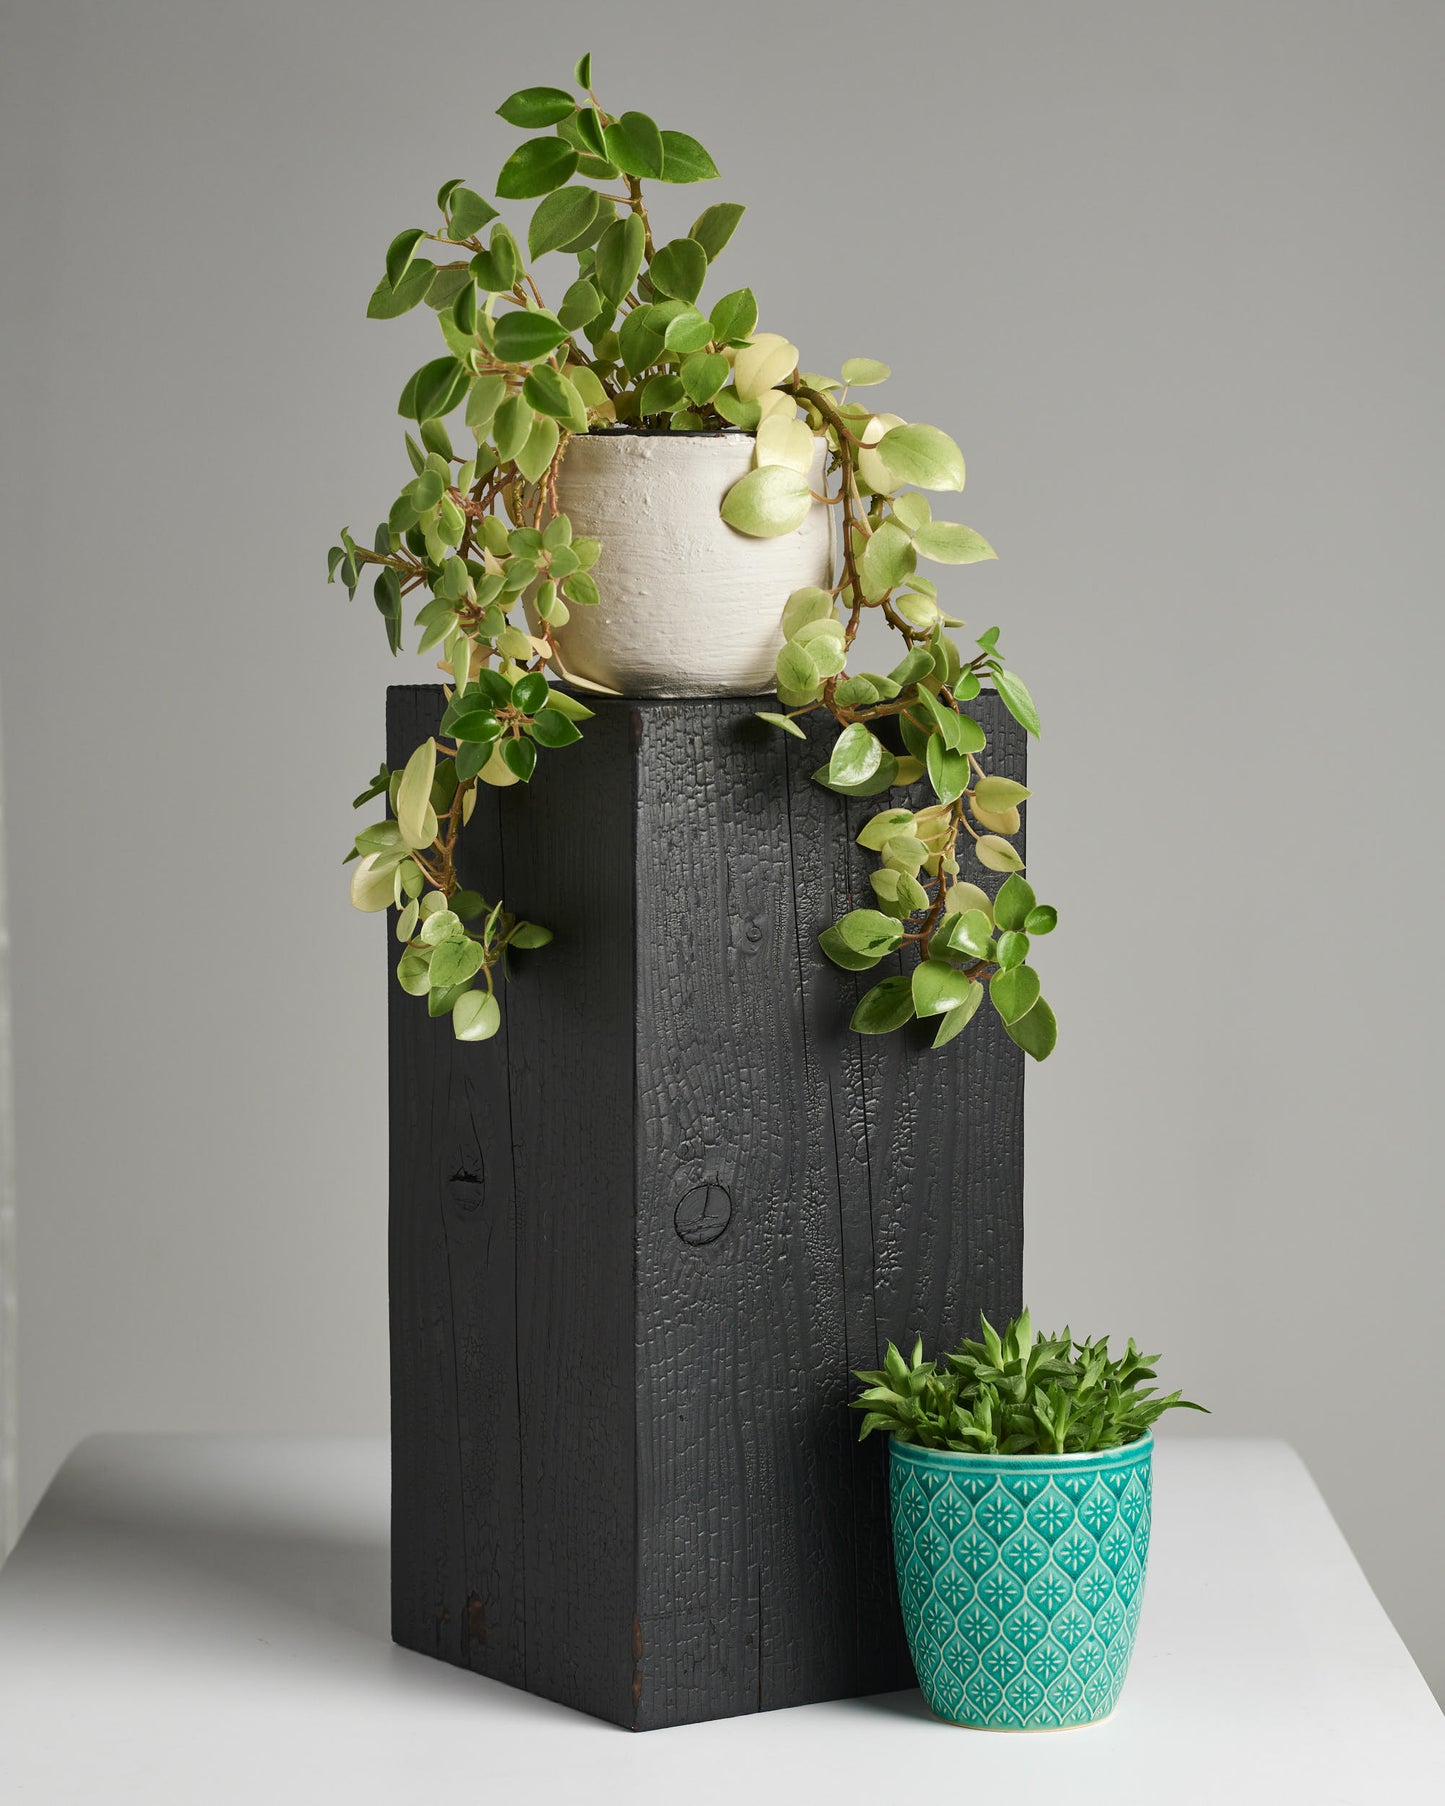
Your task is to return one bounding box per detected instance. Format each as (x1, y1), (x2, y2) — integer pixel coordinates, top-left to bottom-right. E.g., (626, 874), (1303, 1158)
(640, 371), (685, 415)
(658, 130), (719, 183)
(925, 735), (970, 803)
(557, 277), (601, 330)
(402, 357), (468, 422)
(689, 202), (745, 258)
(491, 309), (569, 362)
(680, 351), (728, 405)
(990, 963), (1041, 1026)
(496, 137), (578, 200)
(530, 707), (583, 747)
(709, 287), (757, 341)
(511, 670), (549, 713)
(663, 308), (713, 354)
(385, 228), (425, 291)
(648, 237), (707, 303)
(367, 258), (435, 319)
(455, 741), (488, 781)
(445, 187), (498, 239)
(496, 85), (576, 127)
(1004, 995), (1057, 1061)
(594, 213), (646, 305)
(575, 106), (607, 158)
(603, 111), (664, 179)
(470, 668), (513, 707)
(528, 185), (601, 258)
(992, 874), (1037, 933)
(451, 280), (478, 335)
(993, 666), (1042, 737)
(375, 570), (402, 657)
(449, 708), (501, 744)
(523, 364), (586, 427)
(501, 736), (537, 782)
(850, 975), (916, 1035)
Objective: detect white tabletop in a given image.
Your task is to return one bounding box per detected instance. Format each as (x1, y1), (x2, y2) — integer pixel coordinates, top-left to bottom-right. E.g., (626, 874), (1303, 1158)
(0, 1435), (1439, 1802)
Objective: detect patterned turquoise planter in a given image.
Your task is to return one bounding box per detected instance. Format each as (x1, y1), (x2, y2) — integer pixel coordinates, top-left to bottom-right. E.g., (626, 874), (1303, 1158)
(888, 1433), (1153, 1729)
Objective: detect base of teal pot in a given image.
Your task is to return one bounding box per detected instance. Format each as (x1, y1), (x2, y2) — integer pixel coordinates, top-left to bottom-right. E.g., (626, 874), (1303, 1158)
(927, 1703), (1116, 1732)
(889, 1435), (1153, 1734)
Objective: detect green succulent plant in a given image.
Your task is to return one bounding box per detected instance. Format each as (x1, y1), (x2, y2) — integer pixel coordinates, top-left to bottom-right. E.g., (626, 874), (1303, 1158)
(333, 54), (1057, 1055)
(853, 1313), (1207, 1456)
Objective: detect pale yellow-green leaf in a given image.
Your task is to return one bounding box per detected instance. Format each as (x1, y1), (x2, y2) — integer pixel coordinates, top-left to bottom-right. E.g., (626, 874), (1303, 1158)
(975, 834), (1025, 873)
(453, 989), (502, 1042)
(896, 591), (939, 631)
(857, 808), (916, 851)
(891, 492), (931, 534)
(857, 413), (906, 494)
(754, 415), (815, 474)
(497, 625), (534, 659)
(419, 909), (462, 946)
(932, 982), (984, 1048)
(973, 776), (1032, 812)
(882, 834), (929, 875)
(461, 785), (478, 823)
(420, 889), (449, 916)
(841, 357), (890, 387)
(516, 413), (561, 484)
(396, 898), (420, 943)
(720, 464), (812, 538)
(944, 881), (994, 922)
(397, 948), (433, 996)
(805, 634), (847, 678)
(350, 853), (397, 913)
(478, 743), (521, 787)
(876, 422), (966, 492)
(396, 739), (438, 848)
(915, 521), (996, 563)
(859, 521), (916, 601)
(754, 389), (797, 426)
(782, 586), (835, 637)
(970, 797), (1021, 835)
(892, 755), (925, 786)
(792, 615), (845, 648)
(734, 332), (799, 401)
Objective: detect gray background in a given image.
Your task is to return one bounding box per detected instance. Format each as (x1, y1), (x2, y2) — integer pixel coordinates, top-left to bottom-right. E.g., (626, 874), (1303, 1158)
(1, 0), (1441, 1698)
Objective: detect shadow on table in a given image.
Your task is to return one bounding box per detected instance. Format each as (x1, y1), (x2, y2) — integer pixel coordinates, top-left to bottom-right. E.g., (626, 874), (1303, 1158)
(46, 1436), (390, 1644)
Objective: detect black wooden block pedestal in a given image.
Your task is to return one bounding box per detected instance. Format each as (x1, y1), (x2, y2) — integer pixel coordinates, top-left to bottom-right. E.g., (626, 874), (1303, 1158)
(387, 687), (1025, 1730)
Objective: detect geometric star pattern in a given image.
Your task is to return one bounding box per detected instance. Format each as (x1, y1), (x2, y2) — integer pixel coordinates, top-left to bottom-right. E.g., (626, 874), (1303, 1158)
(889, 1433), (1152, 1729)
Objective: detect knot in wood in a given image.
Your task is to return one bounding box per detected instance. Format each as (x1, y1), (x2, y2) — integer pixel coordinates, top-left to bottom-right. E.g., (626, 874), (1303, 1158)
(673, 1182), (733, 1247)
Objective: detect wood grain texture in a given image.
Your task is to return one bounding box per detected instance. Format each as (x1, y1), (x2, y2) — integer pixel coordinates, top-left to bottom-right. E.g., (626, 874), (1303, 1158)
(387, 685), (1024, 1729)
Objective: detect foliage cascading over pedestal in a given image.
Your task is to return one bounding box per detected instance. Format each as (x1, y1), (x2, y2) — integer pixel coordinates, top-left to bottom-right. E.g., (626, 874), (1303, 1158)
(333, 55), (1059, 1056)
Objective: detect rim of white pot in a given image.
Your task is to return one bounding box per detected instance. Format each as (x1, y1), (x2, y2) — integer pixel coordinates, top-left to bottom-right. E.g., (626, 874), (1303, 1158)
(889, 1430), (1154, 1468)
(579, 424), (755, 438)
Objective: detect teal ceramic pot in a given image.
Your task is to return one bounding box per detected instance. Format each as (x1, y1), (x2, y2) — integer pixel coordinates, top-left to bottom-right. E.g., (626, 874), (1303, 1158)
(888, 1433), (1153, 1729)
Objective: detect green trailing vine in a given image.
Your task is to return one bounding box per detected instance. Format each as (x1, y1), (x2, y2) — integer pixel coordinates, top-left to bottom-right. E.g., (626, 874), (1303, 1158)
(854, 1313), (1207, 1456)
(333, 53), (1058, 1055)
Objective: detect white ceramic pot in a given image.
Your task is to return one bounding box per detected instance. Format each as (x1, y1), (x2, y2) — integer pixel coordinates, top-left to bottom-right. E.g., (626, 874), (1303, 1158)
(536, 431), (832, 698)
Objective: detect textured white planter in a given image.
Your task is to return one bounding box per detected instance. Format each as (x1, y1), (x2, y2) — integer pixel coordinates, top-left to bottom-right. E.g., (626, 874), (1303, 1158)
(537, 431), (832, 698)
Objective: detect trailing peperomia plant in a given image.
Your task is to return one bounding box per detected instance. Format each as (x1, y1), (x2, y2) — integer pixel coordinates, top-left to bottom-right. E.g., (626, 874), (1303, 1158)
(333, 53), (1058, 1055)
(853, 1313), (1207, 1456)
